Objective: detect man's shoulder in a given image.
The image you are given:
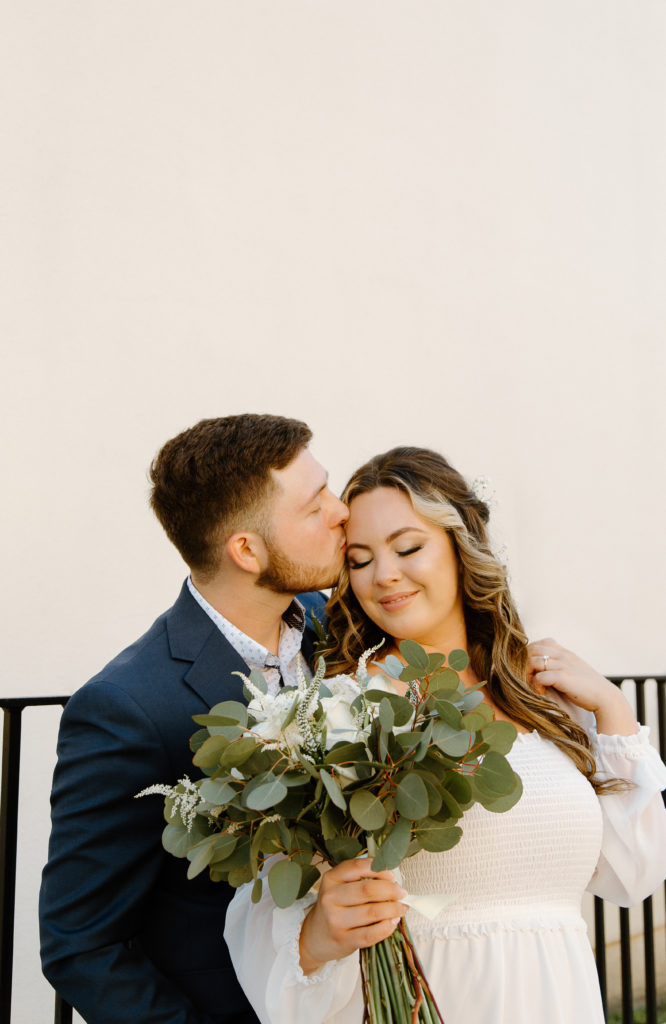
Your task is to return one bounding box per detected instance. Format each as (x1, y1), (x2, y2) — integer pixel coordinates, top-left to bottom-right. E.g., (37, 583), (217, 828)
(70, 582), (209, 708)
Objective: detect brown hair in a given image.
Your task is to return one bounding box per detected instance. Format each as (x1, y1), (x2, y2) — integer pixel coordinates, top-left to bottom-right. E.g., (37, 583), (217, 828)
(321, 446), (620, 794)
(149, 414), (312, 577)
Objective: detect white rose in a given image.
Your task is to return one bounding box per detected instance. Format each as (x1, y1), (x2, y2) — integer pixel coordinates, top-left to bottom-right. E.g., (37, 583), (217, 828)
(321, 692), (362, 749)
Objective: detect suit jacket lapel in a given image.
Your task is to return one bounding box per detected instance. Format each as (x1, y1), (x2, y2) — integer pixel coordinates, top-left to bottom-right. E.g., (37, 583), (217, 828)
(166, 581), (250, 708)
(166, 579), (322, 710)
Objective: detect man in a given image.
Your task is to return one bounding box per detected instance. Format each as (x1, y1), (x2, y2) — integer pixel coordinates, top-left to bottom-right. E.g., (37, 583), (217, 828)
(39, 414), (349, 1024)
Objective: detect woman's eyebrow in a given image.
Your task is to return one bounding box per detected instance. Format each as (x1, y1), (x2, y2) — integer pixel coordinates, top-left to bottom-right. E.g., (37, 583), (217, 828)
(346, 527), (427, 552)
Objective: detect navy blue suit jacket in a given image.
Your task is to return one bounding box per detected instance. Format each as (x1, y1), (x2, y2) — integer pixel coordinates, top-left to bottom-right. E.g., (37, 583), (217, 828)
(39, 581), (326, 1024)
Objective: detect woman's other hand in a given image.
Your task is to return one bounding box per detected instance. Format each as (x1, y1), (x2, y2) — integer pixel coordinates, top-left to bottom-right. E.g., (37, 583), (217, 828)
(527, 638), (639, 736)
(299, 859), (408, 974)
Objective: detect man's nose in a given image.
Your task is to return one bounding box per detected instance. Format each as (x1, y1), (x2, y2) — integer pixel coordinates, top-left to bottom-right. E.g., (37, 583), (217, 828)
(328, 494), (349, 527)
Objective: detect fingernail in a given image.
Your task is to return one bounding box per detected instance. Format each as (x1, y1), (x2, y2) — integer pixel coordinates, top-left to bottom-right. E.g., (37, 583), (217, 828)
(391, 917), (401, 928)
(397, 887), (408, 899)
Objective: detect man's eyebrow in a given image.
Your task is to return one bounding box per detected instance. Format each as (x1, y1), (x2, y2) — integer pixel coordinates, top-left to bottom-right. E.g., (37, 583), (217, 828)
(346, 526), (427, 552)
(300, 474), (329, 510)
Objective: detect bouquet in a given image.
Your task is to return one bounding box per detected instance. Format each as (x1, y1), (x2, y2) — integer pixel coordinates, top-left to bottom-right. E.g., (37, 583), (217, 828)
(139, 640), (522, 1024)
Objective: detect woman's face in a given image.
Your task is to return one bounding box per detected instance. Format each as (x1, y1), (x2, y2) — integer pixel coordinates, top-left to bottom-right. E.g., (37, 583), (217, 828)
(345, 486), (466, 651)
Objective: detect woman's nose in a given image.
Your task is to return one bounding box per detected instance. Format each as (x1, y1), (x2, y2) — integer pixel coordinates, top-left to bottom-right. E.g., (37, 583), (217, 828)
(373, 555), (401, 586)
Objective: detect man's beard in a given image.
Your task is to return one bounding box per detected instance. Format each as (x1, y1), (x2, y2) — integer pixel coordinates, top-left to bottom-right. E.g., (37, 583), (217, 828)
(256, 535), (342, 594)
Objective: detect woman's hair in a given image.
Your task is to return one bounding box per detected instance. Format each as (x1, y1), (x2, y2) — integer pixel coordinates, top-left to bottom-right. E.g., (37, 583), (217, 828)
(321, 446), (620, 794)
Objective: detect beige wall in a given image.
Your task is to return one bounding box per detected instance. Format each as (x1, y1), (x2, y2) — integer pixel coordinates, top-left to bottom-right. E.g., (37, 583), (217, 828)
(2, 3), (665, 1020)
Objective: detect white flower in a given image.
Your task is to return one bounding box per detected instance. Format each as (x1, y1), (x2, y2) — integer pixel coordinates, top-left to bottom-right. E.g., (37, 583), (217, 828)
(247, 689), (303, 749)
(321, 692), (363, 749)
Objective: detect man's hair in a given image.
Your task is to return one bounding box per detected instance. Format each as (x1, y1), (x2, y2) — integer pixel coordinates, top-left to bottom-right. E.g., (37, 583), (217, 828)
(149, 414), (312, 577)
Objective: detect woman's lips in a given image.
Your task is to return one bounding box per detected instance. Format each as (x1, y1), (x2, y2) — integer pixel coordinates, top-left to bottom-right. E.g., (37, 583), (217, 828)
(378, 591), (418, 611)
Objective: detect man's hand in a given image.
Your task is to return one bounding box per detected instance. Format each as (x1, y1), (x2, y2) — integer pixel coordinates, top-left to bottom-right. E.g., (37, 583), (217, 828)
(299, 859), (407, 974)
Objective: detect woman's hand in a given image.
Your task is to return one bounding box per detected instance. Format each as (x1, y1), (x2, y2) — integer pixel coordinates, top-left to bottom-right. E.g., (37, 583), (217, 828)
(527, 638), (639, 736)
(299, 859), (408, 974)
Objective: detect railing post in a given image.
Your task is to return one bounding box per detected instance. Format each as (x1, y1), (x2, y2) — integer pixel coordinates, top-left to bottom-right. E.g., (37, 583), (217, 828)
(0, 704), (23, 1024)
(594, 895), (607, 1017)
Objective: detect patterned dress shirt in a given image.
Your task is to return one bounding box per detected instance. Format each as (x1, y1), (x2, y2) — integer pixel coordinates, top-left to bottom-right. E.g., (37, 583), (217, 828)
(186, 576), (309, 695)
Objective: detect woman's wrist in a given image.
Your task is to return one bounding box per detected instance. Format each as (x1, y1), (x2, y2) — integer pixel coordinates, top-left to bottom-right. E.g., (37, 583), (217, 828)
(299, 908), (327, 975)
(594, 685), (640, 737)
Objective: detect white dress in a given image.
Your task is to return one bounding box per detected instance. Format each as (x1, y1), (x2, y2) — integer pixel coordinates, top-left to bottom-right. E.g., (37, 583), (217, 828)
(224, 719), (666, 1024)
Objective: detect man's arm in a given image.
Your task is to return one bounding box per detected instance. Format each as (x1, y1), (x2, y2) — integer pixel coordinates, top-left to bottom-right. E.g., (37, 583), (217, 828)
(39, 680), (215, 1024)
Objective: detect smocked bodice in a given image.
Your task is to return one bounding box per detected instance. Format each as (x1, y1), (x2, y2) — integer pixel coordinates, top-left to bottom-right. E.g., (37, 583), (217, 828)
(401, 731), (604, 935)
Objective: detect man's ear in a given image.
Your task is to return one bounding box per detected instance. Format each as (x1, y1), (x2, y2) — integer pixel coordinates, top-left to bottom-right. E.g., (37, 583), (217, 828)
(225, 531), (266, 575)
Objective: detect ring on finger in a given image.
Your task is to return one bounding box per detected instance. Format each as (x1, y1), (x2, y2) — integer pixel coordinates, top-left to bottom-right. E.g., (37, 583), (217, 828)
(541, 654), (550, 671)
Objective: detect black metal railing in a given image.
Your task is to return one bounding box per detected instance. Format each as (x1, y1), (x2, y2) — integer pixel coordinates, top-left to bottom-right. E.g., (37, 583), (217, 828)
(1, 679), (664, 1024)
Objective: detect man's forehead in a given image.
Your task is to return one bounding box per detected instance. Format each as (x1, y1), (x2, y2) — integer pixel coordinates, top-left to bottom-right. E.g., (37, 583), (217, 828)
(271, 448), (329, 504)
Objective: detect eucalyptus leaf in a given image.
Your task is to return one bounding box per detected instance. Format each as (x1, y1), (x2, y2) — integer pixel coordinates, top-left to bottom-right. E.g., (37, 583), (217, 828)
(426, 652), (445, 672)
(399, 639), (429, 671)
(297, 864), (321, 900)
(365, 691), (414, 727)
(433, 697), (463, 729)
(325, 836), (364, 862)
(379, 697), (394, 732)
(379, 654), (406, 679)
(324, 742), (368, 765)
(191, 713), (240, 728)
(474, 751), (514, 794)
(448, 649), (469, 672)
(219, 737), (259, 770)
(428, 668), (461, 693)
(457, 689), (484, 713)
(421, 776), (443, 816)
(189, 727), (209, 754)
(478, 774), (523, 813)
(413, 819), (462, 853)
(349, 789), (387, 831)
(162, 824), (192, 859)
(480, 720), (517, 754)
(198, 777), (237, 806)
(445, 773), (472, 806)
(249, 669), (268, 694)
(319, 769), (347, 810)
(395, 773), (430, 820)
(396, 731), (425, 756)
(210, 832), (238, 863)
(268, 859), (302, 908)
(371, 816), (411, 871)
(186, 834), (219, 879)
(228, 863), (254, 887)
(245, 775), (288, 811)
(192, 734), (229, 771)
(207, 701), (249, 727)
(431, 720), (470, 757)
(251, 877), (263, 904)
(461, 710), (487, 733)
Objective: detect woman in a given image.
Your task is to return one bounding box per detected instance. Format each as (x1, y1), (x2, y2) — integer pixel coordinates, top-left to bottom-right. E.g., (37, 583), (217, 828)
(225, 447), (666, 1024)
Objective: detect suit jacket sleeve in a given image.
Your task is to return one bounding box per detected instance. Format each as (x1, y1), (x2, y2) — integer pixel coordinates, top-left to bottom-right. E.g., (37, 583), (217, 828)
(39, 679), (216, 1024)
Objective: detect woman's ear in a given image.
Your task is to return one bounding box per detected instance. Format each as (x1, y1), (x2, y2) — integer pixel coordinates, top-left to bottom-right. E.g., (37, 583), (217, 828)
(226, 531), (266, 576)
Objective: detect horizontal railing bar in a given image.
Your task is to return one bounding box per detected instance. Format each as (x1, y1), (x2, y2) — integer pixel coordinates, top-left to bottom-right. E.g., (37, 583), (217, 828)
(1, 678), (664, 1024)
(0, 697), (70, 710)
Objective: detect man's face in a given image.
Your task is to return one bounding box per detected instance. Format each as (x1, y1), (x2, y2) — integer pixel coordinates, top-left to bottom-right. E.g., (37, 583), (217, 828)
(257, 448), (349, 594)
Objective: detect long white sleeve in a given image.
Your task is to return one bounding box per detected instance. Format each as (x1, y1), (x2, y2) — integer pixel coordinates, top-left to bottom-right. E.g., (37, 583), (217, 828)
(585, 724), (666, 905)
(224, 875), (362, 1024)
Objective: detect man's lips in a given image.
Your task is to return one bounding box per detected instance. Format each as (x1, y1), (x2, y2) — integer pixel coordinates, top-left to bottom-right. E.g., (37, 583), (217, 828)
(378, 591), (418, 610)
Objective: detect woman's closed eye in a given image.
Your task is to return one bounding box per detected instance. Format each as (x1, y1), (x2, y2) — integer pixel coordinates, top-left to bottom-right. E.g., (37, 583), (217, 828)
(348, 545), (422, 570)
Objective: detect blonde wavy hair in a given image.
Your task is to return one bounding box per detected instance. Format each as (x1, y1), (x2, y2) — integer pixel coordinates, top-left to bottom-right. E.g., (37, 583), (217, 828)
(321, 446), (620, 794)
